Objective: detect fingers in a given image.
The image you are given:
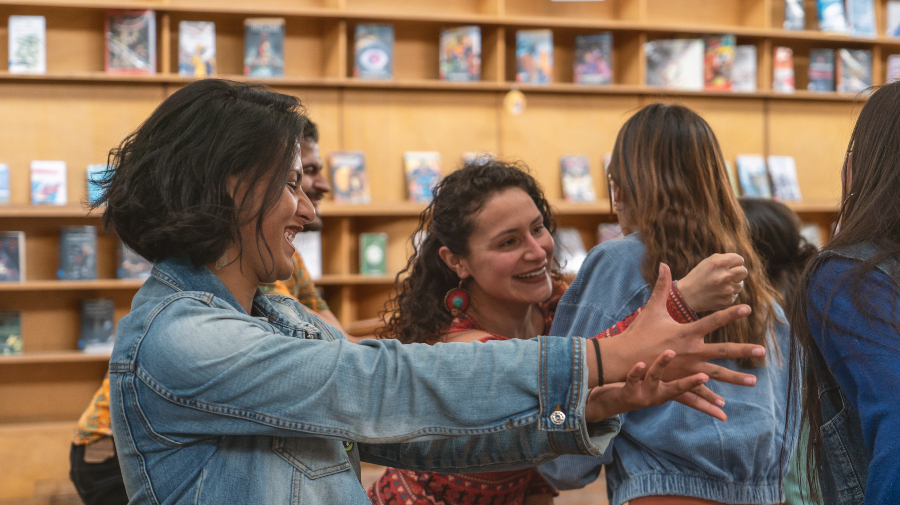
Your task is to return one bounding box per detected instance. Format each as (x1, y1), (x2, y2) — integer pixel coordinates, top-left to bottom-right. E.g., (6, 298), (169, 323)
(716, 253), (745, 270)
(675, 390), (728, 422)
(688, 304), (751, 336)
(701, 363), (760, 387)
(645, 263), (673, 314)
(625, 361), (647, 387)
(702, 341), (766, 361)
(659, 373), (710, 400)
(690, 384), (725, 408)
(643, 349), (675, 389)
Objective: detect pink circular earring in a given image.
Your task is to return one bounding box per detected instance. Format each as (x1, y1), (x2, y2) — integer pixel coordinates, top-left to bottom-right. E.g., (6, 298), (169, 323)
(443, 280), (469, 316)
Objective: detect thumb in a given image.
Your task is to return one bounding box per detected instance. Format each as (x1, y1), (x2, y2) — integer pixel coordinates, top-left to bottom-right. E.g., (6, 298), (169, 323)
(646, 263), (672, 315)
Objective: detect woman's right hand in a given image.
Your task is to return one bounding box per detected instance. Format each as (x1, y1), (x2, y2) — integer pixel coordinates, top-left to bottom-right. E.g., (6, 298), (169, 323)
(676, 253), (748, 313)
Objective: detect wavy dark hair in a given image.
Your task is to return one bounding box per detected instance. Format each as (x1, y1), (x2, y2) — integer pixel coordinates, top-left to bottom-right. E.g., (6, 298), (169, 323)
(377, 160), (558, 344)
(91, 79), (308, 271)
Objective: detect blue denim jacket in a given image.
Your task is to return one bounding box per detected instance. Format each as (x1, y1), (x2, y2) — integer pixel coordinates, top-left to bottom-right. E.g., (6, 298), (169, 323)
(538, 234), (797, 505)
(108, 256), (620, 504)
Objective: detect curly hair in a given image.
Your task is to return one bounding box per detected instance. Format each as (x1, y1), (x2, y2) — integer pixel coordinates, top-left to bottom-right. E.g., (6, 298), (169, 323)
(92, 79), (308, 271)
(377, 160), (558, 344)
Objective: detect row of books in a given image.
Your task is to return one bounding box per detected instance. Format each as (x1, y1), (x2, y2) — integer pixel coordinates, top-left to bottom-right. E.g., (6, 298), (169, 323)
(0, 298), (116, 356)
(785, 0), (900, 37)
(292, 230), (389, 279)
(734, 155), (802, 202)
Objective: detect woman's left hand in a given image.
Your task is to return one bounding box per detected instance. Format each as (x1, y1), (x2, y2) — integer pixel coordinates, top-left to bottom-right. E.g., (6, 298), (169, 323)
(676, 253), (748, 313)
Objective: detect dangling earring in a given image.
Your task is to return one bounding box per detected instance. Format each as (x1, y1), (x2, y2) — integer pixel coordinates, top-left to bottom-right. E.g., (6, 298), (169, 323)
(443, 279), (469, 316)
(215, 251), (229, 270)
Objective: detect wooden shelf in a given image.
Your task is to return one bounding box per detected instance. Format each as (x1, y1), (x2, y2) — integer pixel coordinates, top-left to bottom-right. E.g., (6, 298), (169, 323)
(0, 204), (99, 218)
(0, 350), (110, 365)
(316, 274), (396, 285)
(786, 199), (840, 214)
(0, 280), (144, 291)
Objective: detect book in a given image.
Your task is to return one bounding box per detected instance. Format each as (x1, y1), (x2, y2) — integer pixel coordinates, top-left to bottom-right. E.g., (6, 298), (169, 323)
(30, 160), (67, 206)
(243, 18), (284, 77)
(58, 226), (97, 280)
(837, 49), (872, 93)
(846, 0), (877, 37)
(291, 231), (322, 280)
(784, 0), (806, 30)
(8, 15), (46, 74)
(105, 10), (156, 75)
(403, 151), (442, 203)
(887, 55), (900, 83)
(329, 151), (371, 204)
(0, 163), (9, 204)
(732, 45), (757, 92)
(817, 0), (848, 33)
(79, 298), (115, 354)
(354, 24), (394, 80)
(516, 29), (553, 84)
(439, 26), (480, 82)
(574, 33), (613, 85)
(359, 233), (387, 276)
(800, 223), (824, 248)
(0, 311), (22, 355)
(772, 46), (795, 93)
(178, 21), (216, 77)
(0, 232), (25, 282)
(645, 38), (704, 91)
(86, 164), (108, 205)
(725, 160), (740, 196)
(117, 242), (152, 280)
(736, 155), (773, 198)
(598, 223), (623, 243)
(704, 34), (735, 91)
(555, 228), (587, 275)
(767, 155), (803, 202)
(889, 1), (900, 37)
(807, 48), (835, 92)
(560, 155), (597, 203)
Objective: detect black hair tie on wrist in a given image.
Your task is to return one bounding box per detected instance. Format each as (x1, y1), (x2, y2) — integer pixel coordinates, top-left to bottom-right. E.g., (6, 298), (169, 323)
(591, 338), (604, 386)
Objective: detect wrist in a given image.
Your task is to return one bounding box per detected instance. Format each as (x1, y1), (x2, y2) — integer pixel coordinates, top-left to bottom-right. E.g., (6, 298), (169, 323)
(596, 336), (631, 384)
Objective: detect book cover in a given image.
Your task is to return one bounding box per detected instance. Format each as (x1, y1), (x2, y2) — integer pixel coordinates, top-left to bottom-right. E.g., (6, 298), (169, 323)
(888, 1), (900, 37)
(86, 164), (108, 205)
(291, 231), (322, 280)
(8, 15), (46, 74)
(807, 48), (835, 92)
(817, 0), (848, 33)
(598, 223), (623, 243)
(725, 160), (740, 196)
(516, 29), (553, 84)
(403, 151), (442, 203)
(439, 26), (480, 82)
(79, 298), (115, 354)
(0, 311), (22, 355)
(30, 160), (67, 206)
(704, 34), (735, 91)
(574, 33), (613, 85)
(767, 155), (803, 202)
(555, 228), (587, 275)
(117, 241), (152, 280)
(354, 24), (394, 80)
(179, 21), (216, 77)
(329, 151), (371, 204)
(359, 233), (387, 276)
(846, 0), (877, 37)
(887, 54), (900, 83)
(0, 232), (25, 282)
(105, 10), (156, 75)
(732, 45), (757, 92)
(800, 223), (824, 248)
(736, 154), (773, 198)
(244, 18), (284, 77)
(0, 164), (9, 204)
(784, 0), (806, 30)
(560, 155), (597, 203)
(772, 46), (795, 93)
(58, 226), (97, 281)
(645, 38), (704, 90)
(837, 49), (872, 93)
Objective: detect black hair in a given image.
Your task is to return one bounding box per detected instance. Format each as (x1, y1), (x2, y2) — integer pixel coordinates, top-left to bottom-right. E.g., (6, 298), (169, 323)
(301, 120), (319, 143)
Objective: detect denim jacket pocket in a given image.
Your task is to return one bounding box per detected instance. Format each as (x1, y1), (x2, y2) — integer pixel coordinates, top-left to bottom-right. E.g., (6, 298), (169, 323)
(272, 436), (352, 479)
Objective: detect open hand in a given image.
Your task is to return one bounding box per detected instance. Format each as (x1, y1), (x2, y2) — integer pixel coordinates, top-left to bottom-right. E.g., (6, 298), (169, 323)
(676, 253), (748, 312)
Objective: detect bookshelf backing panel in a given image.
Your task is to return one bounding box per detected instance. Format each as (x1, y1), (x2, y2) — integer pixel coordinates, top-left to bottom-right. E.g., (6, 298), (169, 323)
(504, 0), (638, 21)
(645, 0), (768, 28)
(0, 360), (108, 423)
(345, 0), (498, 16)
(670, 96), (767, 164)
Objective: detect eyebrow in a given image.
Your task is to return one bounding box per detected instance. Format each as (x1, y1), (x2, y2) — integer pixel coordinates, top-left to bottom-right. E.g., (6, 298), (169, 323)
(489, 214), (543, 241)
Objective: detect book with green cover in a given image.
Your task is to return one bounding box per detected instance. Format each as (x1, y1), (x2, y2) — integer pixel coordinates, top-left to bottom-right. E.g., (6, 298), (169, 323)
(359, 233), (387, 276)
(0, 311), (22, 355)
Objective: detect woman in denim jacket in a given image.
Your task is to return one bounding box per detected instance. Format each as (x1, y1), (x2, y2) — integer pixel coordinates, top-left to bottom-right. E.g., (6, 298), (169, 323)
(94, 80), (767, 504)
(539, 104), (797, 505)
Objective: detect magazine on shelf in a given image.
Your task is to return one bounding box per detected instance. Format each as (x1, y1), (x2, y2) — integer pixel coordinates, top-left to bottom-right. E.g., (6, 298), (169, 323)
(516, 30), (553, 84)
(574, 33), (613, 85)
(354, 24), (394, 80)
(79, 298), (115, 354)
(598, 223), (623, 244)
(807, 49), (835, 92)
(0, 311), (22, 355)
(243, 18), (284, 77)
(86, 164), (108, 205)
(178, 21), (216, 77)
(8, 15), (46, 74)
(837, 49), (872, 93)
(704, 34), (735, 91)
(784, 0), (806, 30)
(404, 151), (442, 204)
(0, 164), (9, 205)
(30, 160), (67, 206)
(329, 151), (371, 204)
(439, 26), (480, 81)
(105, 10), (156, 75)
(291, 231), (322, 280)
(560, 155), (597, 203)
(888, 1), (900, 37)
(58, 226), (97, 281)
(0, 232), (25, 282)
(645, 38), (704, 91)
(117, 242), (152, 280)
(732, 45), (757, 92)
(555, 228), (587, 275)
(735, 154), (772, 198)
(846, 0), (877, 37)
(772, 46), (795, 93)
(359, 233), (387, 276)
(817, 0), (848, 33)
(887, 55), (900, 83)
(767, 155), (802, 202)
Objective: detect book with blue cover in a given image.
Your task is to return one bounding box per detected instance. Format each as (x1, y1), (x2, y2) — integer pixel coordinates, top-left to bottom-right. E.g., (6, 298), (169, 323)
(30, 160), (67, 206)
(768, 155), (802, 202)
(574, 33), (613, 85)
(846, 0), (877, 37)
(889, 1), (900, 37)
(79, 298), (115, 354)
(516, 29), (553, 84)
(736, 154), (772, 198)
(817, 0), (848, 33)
(244, 18), (284, 77)
(58, 226), (96, 281)
(404, 151), (442, 203)
(329, 151), (371, 204)
(784, 0), (806, 30)
(0, 164), (9, 204)
(117, 241), (152, 280)
(86, 164), (108, 205)
(0, 311), (22, 355)
(807, 49), (835, 92)
(0, 232), (25, 282)
(354, 24), (394, 80)
(179, 21), (216, 77)
(439, 26), (480, 81)
(837, 48), (872, 93)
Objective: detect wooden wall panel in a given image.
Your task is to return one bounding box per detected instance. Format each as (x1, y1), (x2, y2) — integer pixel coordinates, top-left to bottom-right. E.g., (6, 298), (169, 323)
(0, 422), (76, 501)
(672, 96), (767, 163)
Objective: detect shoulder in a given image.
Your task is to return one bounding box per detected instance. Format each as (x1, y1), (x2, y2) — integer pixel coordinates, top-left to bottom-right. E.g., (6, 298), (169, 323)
(562, 234), (647, 304)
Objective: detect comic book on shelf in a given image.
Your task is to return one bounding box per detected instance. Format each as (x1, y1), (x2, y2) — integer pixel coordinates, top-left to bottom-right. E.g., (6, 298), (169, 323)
(784, 0), (806, 30)
(0, 232), (25, 282)
(179, 21), (216, 77)
(888, 54), (900, 83)
(516, 29), (553, 84)
(889, 1), (900, 37)
(329, 151), (371, 204)
(735, 154), (772, 198)
(704, 34), (735, 91)
(574, 33), (613, 85)
(8, 15), (45, 74)
(359, 233), (387, 276)
(598, 223), (623, 244)
(354, 24), (394, 80)
(105, 10), (156, 75)
(837, 49), (872, 93)
(0, 311), (22, 355)
(244, 18), (284, 77)
(79, 298), (115, 354)
(767, 155), (802, 202)
(555, 228), (587, 275)
(117, 242), (152, 280)
(732, 45), (757, 92)
(772, 46), (795, 93)
(846, 0), (877, 37)
(58, 226), (97, 281)
(644, 38), (704, 91)
(30, 160), (67, 206)
(439, 26), (480, 82)
(807, 49), (835, 92)
(560, 155), (597, 203)
(404, 151), (442, 204)
(817, 0), (848, 33)
(0, 164), (9, 204)
(86, 164), (108, 205)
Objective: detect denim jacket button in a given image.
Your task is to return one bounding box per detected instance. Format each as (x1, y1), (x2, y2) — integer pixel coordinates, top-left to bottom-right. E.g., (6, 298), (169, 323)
(550, 410), (566, 425)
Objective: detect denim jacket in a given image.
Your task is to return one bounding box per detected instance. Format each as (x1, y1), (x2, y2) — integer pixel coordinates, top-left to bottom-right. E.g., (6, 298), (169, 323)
(538, 234), (796, 505)
(108, 257), (620, 504)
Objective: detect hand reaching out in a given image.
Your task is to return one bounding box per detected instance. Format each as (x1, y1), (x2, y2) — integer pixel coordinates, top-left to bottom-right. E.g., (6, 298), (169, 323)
(676, 253), (748, 313)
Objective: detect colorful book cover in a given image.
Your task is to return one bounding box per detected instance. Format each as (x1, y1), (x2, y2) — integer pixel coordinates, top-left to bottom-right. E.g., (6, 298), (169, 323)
(244, 18), (284, 77)
(291, 231), (322, 280)
(354, 24), (394, 80)
(403, 151), (442, 203)
(179, 21), (216, 77)
(0, 164), (9, 204)
(86, 164), (108, 205)
(598, 223), (623, 243)
(817, 0), (848, 33)
(105, 10), (156, 75)
(574, 33), (613, 85)
(732, 45), (757, 92)
(837, 49), (872, 93)
(888, 1), (900, 37)
(560, 155), (597, 203)
(359, 233), (387, 276)
(807, 49), (835, 92)
(644, 38), (704, 91)
(0, 232), (25, 282)
(555, 228), (587, 275)
(767, 155), (802, 202)
(704, 34), (735, 91)
(0, 311), (22, 355)
(30, 160), (67, 206)
(736, 154), (773, 198)
(887, 54), (900, 83)
(439, 26), (480, 82)
(846, 0), (877, 37)
(79, 298), (115, 354)
(329, 151), (371, 204)
(516, 29), (553, 84)
(58, 226), (97, 281)
(117, 241), (152, 280)
(784, 0), (806, 30)
(772, 46), (795, 93)
(8, 15), (46, 74)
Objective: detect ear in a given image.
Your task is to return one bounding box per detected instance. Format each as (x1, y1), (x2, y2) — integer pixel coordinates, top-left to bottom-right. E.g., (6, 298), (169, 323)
(438, 245), (470, 279)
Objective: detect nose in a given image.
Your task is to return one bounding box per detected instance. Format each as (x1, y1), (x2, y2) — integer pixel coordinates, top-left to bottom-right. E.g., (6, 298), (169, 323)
(523, 233), (547, 262)
(296, 189), (316, 225)
(314, 174), (332, 194)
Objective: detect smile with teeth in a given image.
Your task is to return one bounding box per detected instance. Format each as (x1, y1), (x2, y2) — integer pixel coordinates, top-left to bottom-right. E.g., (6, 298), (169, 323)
(284, 229), (298, 243)
(514, 266), (546, 279)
